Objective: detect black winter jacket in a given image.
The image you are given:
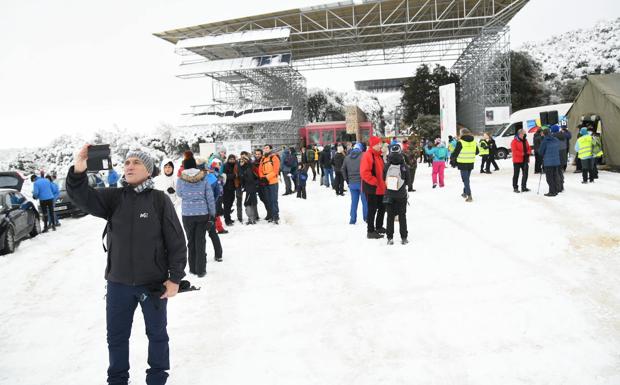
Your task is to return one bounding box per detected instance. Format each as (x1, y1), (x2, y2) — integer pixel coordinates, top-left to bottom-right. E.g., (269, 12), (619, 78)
(332, 152), (345, 172)
(239, 163), (257, 194)
(66, 167), (187, 285)
(319, 145), (333, 168)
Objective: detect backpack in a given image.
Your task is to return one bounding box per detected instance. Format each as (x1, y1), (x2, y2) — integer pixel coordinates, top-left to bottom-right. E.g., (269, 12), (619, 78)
(102, 189), (167, 252)
(305, 150), (314, 163)
(385, 164), (405, 191)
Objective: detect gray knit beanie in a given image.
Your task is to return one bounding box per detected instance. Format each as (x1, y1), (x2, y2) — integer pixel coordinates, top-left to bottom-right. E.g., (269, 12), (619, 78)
(125, 150), (154, 176)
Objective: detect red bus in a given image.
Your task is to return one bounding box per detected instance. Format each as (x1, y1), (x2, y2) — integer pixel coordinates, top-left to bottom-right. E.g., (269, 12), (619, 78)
(299, 121), (373, 147)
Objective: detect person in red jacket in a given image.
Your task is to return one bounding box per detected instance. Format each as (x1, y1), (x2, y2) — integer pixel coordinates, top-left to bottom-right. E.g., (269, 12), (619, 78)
(511, 129), (532, 193)
(360, 136), (387, 239)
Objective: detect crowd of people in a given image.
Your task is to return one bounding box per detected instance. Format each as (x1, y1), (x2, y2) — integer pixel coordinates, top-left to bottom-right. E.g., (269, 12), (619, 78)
(40, 123), (604, 385)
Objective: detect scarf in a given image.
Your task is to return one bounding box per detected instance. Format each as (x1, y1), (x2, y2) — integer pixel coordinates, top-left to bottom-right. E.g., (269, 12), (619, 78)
(121, 177), (154, 194)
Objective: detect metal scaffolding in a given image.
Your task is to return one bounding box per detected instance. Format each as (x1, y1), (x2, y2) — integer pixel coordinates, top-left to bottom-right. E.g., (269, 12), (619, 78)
(452, 26), (511, 132)
(155, 0), (528, 144)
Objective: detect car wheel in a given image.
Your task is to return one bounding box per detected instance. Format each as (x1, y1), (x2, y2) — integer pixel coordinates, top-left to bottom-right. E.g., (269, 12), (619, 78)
(2, 226), (16, 255)
(496, 148), (508, 160)
(30, 216), (41, 238)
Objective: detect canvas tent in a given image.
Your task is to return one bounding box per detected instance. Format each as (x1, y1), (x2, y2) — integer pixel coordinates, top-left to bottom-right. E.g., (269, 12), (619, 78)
(567, 73), (620, 168)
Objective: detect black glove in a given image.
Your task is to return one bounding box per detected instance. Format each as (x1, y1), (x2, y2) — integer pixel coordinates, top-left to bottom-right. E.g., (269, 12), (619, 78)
(260, 177), (269, 184)
(206, 215), (215, 230)
(167, 187), (175, 194)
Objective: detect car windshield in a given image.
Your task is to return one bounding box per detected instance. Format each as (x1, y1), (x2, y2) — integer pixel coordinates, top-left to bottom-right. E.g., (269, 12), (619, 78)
(493, 125), (507, 137)
(0, 175), (19, 188)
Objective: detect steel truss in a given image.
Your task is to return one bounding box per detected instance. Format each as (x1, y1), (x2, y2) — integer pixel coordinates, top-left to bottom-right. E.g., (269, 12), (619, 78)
(156, 0), (527, 143)
(452, 25), (510, 132)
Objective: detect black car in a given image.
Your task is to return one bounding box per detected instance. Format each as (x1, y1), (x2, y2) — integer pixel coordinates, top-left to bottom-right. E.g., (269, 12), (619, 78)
(0, 189), (41, 255)
(52, 174), (103, 218)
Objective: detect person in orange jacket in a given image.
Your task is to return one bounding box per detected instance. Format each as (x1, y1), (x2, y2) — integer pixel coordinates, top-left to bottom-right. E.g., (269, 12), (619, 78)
(259, 144), (281, 224)
(360, 136), (387, 239)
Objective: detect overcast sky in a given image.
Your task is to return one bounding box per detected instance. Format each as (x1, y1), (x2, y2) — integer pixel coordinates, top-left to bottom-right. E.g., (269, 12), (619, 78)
(1, 0), (618, 149)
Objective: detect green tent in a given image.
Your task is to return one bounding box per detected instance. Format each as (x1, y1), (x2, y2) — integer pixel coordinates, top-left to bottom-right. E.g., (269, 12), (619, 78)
(567, 73), (620, 168)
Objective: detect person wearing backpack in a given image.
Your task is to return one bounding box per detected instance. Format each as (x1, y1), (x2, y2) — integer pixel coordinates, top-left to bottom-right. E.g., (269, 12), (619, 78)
(383, 144), (411, 245)
(259, 144), (281, 224)
(478, 134), (491, 174)
(425, 138), (449, 188)
(67, 146), (187, 385)
(333, 145), (346, 196)
(177, 153), (217, 274)
(360, 136), (387, 239)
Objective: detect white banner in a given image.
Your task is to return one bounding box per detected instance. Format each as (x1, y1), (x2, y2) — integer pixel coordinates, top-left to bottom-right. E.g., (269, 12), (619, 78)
(439, 83), (457, 144)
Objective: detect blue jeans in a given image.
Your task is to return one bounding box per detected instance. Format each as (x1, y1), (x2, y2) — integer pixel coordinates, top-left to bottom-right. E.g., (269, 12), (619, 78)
(460, 169), (472, 196)
(106, 281), (169, 385)
(348, 182), (368, 224)
(265, 184), (280, 220)
(323, 168), (334, 187)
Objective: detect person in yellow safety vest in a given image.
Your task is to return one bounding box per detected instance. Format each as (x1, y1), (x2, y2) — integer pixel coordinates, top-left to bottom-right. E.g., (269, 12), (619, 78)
(478, 133), (491, 174)
(575, 127), (594, 184)
(450, 128), (479, 202)
(591, 129), (603, 180)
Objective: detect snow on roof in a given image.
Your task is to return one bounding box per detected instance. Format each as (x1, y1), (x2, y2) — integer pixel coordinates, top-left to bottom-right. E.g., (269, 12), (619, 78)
(176, 27), (290, 49)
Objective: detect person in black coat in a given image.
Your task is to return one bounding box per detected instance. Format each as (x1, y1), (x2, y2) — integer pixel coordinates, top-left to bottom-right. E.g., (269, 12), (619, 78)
(67, 145), (187, 385)
(332, 144), (346, 196)
(487, 135), (500, 171)
(551, 125), (567, 192)
(533, 129), (544, 173)
(382, 144), (411, 245)
(239, 154), (258, 224)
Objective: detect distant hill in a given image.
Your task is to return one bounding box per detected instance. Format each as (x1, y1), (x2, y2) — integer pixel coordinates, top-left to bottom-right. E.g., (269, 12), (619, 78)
(520, 18), (620, 81)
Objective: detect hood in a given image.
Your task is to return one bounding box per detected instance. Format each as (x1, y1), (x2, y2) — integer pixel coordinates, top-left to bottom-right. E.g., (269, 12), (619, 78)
(323, 144), (331, 152)
(387, 152), (404, 165)
(348, 149), (362, 159)
(161, 158), (175, 176)
(460, 135), (474, 142)
(180, 168), (206, 183)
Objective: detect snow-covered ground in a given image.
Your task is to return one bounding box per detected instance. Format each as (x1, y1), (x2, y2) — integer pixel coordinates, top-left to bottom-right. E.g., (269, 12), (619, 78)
(1, 160), (619, 385)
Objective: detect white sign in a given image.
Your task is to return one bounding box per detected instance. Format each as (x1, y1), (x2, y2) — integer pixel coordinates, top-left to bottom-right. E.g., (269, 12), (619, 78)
(484, 106), (511, 125)
(439, 83), (457, 144)
(221, 140), (252, 156)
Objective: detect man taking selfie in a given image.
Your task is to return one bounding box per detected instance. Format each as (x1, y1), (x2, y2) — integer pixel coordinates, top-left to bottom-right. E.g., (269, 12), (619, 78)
(66, 144), (187, 385)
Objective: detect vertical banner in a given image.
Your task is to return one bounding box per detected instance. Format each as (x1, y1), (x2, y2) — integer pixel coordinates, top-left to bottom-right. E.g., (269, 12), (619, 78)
(439, 83), (457, 144)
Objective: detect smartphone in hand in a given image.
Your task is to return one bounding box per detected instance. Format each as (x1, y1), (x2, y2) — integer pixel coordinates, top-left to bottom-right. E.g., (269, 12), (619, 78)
(87, 144), (112, 171)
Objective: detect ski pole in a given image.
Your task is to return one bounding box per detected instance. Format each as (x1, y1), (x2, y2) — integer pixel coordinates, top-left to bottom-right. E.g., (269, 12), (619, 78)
(537, 171), (543, 195)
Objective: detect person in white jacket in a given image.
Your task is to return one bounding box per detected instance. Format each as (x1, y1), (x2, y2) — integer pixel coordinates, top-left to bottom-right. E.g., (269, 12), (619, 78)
(153, 158), (179, 206)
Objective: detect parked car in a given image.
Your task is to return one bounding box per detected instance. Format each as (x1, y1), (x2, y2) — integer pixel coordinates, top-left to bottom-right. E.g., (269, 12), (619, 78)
(0, 189), (41, 255)
(52, 174), (102, 218)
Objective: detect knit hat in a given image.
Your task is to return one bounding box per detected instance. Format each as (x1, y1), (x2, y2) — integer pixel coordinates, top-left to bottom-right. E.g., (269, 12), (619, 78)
(354, 143), (364, 151)
(390, 144), (402, 154)
(125, 150), (154, 176)
(369, 136), (381, 147)
(550, 125), (560, 133)
(217, 145), (227, 154)
(580, 127), (588, 135)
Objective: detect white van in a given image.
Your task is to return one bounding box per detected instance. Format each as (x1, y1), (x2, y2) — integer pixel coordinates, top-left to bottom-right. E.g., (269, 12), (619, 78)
(492, 103), (572, 159)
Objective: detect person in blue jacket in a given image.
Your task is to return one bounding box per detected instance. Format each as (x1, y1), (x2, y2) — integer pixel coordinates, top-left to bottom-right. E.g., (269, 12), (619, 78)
(108, 168), (120, 188)
(538, 128), (561, 197)
(31, 175), (58, 232)
(425, 139), (449, 188)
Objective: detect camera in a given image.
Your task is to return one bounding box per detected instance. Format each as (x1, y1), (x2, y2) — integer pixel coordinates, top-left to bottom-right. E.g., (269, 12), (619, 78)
(87, 144), (112, 171)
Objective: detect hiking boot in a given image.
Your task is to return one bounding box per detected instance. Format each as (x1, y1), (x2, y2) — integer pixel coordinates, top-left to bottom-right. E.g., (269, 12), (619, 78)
(401, 238), (409, 245)
(215, 257), (223, 262)
(513, 188), (520, 193)
(432, 184), (437, 189)
(367, 231), (384, 239)
(376, 227), (387, 234)
(387, 239), (394, 245)
(544, 193), (557, 197)
(273, 219), (279, 225)
(581, 180), (588, 184)
(522, 188), (531, 192)
(465, 195), (473, 202)
(217, 229), (229, 234)
(461, 193), (467, 198)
